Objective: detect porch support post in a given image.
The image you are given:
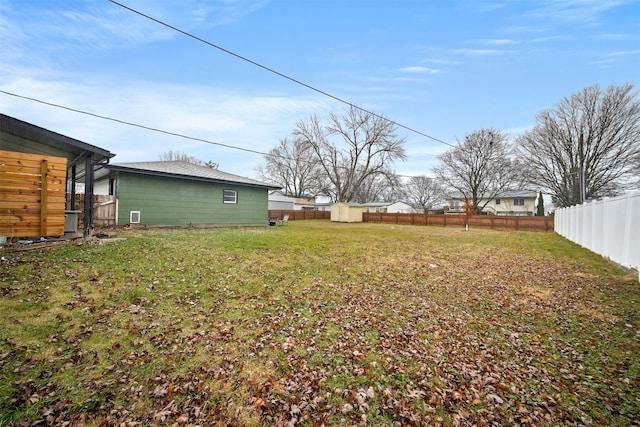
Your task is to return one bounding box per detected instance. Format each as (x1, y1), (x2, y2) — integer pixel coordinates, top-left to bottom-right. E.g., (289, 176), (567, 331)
(84, 155), (94, 237)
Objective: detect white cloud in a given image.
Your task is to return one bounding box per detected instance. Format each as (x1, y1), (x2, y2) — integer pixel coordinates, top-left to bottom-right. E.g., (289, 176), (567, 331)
(482, 39), (520, 45)
(606, 49), (640, 57)
(453, 49), (507, 55)
(398, 66), (441, 74)
(524, 0), (627, 26)
(0, 71), (328, 174)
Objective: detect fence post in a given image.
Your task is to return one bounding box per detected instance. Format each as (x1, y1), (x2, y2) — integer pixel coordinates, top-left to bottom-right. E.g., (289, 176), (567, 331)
(40, 159), (49, 236)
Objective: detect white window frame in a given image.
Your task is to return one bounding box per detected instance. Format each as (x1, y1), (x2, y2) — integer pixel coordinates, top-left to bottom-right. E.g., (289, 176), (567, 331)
(223, 189), (238, 204)
(130, 210), (141, 224)
(514, 198), (525, 206)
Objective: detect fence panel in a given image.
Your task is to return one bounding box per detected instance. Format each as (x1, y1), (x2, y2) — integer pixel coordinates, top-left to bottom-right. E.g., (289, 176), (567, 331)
(555, 191), (640, 273)
(0, 150), (67, 237)
(70, 194), (117, 228)
(363, 212), (550, 231)
(267, 209), (553, 232)
(268, 210), (330, 221)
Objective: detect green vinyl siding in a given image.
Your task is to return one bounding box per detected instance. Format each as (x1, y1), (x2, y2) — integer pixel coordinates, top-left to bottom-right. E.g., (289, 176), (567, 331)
(114, 173), (268, 226)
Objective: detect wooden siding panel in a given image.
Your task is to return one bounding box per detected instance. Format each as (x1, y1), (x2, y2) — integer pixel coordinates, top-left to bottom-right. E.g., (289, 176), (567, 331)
(0, 150), (66, 237)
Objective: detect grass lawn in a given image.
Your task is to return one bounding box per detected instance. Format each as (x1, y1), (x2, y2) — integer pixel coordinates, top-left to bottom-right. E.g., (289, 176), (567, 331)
(1, 221), (638, 426)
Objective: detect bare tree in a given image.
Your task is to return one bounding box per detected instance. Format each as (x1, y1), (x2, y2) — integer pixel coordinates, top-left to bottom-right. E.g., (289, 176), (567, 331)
(255, 137), (321, 197)
(517, 83), (640, 207)
(433, 128), (520, 214)
(351, 169), (403, 203)
(160, 151), (218, 169)
(293, 106), (407, 203)
(404, 175), (445, 213)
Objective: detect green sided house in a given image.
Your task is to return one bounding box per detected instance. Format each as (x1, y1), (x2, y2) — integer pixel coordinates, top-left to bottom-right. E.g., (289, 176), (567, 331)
(94, 161), (279, 227)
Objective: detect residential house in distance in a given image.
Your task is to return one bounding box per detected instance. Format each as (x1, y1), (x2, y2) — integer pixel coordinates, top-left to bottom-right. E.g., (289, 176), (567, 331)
(95, 161), (279, 227)
(361, 201), (416, 213)
(444, 191), (538, 216)
(268, 190), (316, 210)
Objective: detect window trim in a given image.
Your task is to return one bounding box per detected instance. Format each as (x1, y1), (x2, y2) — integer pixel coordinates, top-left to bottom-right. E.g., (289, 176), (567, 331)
(130, 211), (140, 224)
(495, 198), (501, 205)
(223, 189), (238, 204)
(514, 198), (525, 206)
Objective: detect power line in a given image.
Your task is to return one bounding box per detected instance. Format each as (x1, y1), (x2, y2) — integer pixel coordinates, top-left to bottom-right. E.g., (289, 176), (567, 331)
(0, 90), (421, 179)
(107, 0), (456, 149)
(0, 90), (268, 156)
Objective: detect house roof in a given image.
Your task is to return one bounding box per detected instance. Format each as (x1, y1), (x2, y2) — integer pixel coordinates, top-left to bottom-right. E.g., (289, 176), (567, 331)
(361, 201), (411, 207)
(446, 190), (538, 200)
(1, 113), (114, 166)
(104, 161), (280, 189)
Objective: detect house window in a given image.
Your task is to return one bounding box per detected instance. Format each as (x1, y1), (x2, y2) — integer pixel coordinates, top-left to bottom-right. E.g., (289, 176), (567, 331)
(514, 198), (525, 206)
(223, 189), (237, 204)
(495, 199), (501, 205)
(130, 211), (140, 224)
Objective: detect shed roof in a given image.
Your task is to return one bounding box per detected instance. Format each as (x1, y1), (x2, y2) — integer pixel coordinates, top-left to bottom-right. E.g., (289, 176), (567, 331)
(104, 161), (280, 189)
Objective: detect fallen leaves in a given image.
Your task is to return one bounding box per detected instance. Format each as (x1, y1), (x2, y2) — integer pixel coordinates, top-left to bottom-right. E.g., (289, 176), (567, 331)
(1, 224), (638, 426)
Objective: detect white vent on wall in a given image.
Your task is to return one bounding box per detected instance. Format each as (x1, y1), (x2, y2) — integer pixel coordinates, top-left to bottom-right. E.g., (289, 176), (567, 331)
(130, 211), (141, 224)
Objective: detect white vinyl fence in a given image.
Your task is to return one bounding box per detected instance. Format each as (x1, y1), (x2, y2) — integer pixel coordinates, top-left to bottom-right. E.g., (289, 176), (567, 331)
(554, 191), (640, 276)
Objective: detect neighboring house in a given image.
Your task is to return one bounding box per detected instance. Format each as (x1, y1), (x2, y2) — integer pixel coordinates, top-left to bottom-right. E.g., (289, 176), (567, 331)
(444, 191), (538, 216)
(1, 114), (114, 237)
(268, 190), (316, 210)
(362, 201), (416, 214)
(95, 161), (279, 226)
(268, 191), (294, 211)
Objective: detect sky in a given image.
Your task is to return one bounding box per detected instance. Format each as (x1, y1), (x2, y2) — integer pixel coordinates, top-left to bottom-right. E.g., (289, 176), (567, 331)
(1, 0), (639, 180)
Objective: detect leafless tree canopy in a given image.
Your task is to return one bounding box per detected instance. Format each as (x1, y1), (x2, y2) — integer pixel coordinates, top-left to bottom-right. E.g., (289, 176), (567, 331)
(433, 128), (520, 214)
(293, 106), (407, 203)
(350, 170), (403, 204)
(160, 151), (218, 169)
(404, 175), (445, 213)
(255, 137), (321, 197)
(517, 83), (640, 207)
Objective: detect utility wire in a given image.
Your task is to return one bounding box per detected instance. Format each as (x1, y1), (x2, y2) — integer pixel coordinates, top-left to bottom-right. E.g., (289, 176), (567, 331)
(107, 0), (456, 149)
(0, 90), (268, 156)
(1, 90), (422, 178)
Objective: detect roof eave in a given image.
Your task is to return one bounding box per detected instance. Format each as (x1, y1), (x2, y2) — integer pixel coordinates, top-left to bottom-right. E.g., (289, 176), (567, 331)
(106, 164), (280, 190)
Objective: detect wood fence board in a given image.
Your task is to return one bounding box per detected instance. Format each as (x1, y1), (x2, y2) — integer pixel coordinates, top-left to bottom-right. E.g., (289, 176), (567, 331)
(0, 194), (65, 204)
(0, 162), (66, 175)
(0, 150), (67, 237)
(0, 176), (66, 189)
(0, 207), (65, 215)
(0, 199), (64, 214)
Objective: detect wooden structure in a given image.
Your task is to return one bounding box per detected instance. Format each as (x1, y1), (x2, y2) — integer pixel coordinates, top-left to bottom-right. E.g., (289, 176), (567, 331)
(266, 210), (553, 231)
(330, 202), (365, 223)
(1, 114), (114, 237)
(268, 210), (330, 221)
(70, 194), (117, 227)
(363, 212), (554, 231)
(0, 150), (67, 237)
